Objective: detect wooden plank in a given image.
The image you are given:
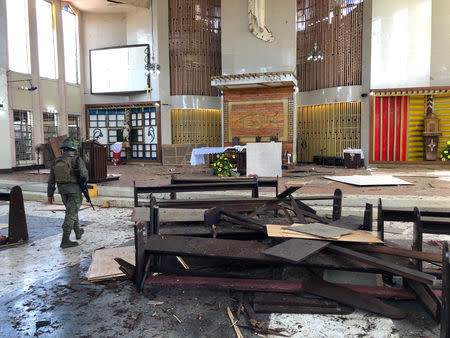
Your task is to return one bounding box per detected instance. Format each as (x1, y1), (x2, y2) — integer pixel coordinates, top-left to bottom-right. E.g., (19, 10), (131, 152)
(263, 239), (330, 264)
(36, 204), (90, 211)
(345, 243), (442, 263)
(144, 235), (274, 262)
(266, 224), (383, 243)
(302, 278), (407, 319)
(289, 223), (353, 239)
(85, 246), (135, 282)
(327, 245), (437, 286)
(159, 208), (207, 223)
(253, 303), (353, 315)
(405, 279), (441, 322)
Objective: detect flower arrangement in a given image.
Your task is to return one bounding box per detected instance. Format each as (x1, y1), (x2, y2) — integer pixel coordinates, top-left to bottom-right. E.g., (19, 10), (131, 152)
(440, 141), (450, 162)
(211, 153), (236, 177)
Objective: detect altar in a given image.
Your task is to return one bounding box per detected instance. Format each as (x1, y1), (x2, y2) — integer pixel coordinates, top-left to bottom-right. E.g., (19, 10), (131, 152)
(190, 145), (246, 166)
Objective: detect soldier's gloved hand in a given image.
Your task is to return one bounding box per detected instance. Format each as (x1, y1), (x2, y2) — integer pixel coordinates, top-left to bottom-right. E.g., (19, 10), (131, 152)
(48, 196), (54, 204)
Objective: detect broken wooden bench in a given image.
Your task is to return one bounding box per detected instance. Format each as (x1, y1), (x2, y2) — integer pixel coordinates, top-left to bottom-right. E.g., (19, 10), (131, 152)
(149, 188), (343, 218)
(132, 227), (439, 319)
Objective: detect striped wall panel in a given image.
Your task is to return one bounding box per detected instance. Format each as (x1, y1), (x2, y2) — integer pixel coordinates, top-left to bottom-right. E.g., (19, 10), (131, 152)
(372, 96), (408, 162)
(434, 95), (450, 154)
(171, 109), (221, 147)
(297, 102), (360, 163)
(407, 96), (425, 161)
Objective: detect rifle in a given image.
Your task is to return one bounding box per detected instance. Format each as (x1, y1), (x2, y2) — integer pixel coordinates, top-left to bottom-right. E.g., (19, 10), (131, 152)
(75, 157), (95, 210)
(80, 178), (95, 210)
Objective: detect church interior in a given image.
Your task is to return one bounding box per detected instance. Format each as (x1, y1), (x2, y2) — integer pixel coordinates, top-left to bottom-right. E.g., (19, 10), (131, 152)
(0, 0), (450, 336)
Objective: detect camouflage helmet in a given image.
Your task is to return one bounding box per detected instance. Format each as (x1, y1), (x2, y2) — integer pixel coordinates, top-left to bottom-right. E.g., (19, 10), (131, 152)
(60, 137), (79, 151)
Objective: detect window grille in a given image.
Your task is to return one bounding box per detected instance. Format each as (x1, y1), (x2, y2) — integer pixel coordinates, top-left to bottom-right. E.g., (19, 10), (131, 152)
(13, 110), (33, 163)
(43, 111), (58, 142)
(68, 114), (80, 141)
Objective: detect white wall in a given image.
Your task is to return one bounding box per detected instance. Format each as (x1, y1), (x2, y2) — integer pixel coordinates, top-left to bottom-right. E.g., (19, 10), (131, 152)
(430, 0), (450, 86)
(221, 0), (296, 75)
(371, 0), (432, 89)
(81, 12), (129, 104)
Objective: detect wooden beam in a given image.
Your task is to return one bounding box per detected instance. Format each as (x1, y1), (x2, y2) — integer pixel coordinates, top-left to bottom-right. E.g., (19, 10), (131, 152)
(346, 243), (442, 263)
(327, 245), (437, 286)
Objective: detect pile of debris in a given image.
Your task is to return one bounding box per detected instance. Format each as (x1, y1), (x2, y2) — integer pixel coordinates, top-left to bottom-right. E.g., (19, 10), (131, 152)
(117, 183), (448, 337)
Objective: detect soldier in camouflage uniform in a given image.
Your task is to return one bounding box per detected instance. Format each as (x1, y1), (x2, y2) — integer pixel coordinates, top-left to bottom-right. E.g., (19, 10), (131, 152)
(47, 137), (89, 248)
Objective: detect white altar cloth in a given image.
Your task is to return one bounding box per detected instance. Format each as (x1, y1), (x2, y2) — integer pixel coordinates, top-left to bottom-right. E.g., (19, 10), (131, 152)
(190, 146), (246, 165)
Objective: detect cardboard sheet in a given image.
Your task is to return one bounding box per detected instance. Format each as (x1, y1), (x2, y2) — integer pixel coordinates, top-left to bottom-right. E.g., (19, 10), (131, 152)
(85, 246), (135, 282)
(266, 224), (383, 243)
(323, 175), (412, 186)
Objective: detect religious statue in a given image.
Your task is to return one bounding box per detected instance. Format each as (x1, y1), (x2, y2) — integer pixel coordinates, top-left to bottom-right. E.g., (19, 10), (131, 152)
(248, 0), (274, 42)
(122, 109), (131, 148)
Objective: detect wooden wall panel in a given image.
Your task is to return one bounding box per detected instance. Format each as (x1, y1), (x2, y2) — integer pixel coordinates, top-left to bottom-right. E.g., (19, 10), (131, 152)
(371, 96), (408, 162)
(171, 109), (221, 146)
(297, 102), (361, 162)
(223, 87), (294, 144)
(169, 0), (221, 96)
(407, 96), (425, 161)
(434, 95), (450, 155)
(296, 0), (363, 92)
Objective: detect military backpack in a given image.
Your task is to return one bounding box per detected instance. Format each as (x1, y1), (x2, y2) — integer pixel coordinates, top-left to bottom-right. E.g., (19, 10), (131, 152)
(53, 156), (78, 184)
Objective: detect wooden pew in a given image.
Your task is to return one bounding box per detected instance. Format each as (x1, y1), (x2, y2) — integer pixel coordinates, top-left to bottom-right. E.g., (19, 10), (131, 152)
(170, 175), (279, 196)
(377, 198), (450, 241)
(413, 207), (450, 271)
(133, 180), (260, 207)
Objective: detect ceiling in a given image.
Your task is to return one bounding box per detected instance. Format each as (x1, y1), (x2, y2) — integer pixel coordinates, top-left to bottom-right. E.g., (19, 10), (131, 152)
(68, 0), (147, 14)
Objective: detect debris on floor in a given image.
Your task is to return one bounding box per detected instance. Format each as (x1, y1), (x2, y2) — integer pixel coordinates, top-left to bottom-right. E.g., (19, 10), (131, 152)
(86, 246), (135, 282)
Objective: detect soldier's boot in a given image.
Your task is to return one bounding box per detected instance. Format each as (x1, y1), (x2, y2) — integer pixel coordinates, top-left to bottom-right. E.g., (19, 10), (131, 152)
(74, 227), (84, 240)
(60, 230), (78, 248)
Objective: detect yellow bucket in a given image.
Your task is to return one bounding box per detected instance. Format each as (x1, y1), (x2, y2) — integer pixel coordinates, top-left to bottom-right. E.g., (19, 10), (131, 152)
(88, 184), (98, 197)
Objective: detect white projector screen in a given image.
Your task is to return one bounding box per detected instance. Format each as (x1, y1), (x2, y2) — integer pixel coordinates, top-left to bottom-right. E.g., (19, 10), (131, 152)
(89, 44), (149, 94)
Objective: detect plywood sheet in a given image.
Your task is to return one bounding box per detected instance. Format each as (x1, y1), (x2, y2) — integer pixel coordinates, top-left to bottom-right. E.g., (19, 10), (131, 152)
(36, 204), (90, 211)
(266, 224), (383, 243)
(263, 238), (329, 263)
(289, 223), (353, 239)
(330, 215), (364, 230)
(85, 246), (135, 282)
(323, 175), (412, 186)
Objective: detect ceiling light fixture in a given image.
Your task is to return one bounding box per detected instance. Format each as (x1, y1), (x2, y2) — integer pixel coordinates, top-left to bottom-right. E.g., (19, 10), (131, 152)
(145, 0), (160, 79)
(306, 42), (324, 62)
